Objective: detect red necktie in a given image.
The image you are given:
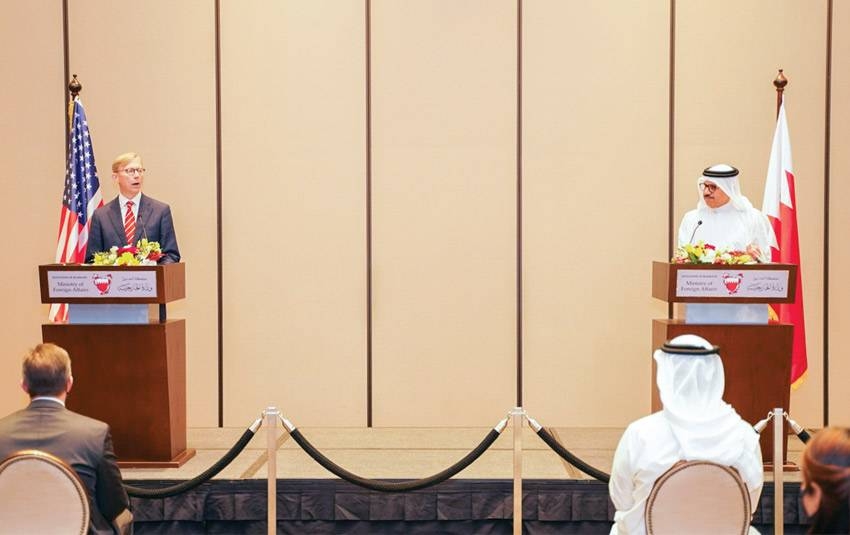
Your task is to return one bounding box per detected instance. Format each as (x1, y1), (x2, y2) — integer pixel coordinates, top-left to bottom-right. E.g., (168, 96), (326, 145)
(124, 201), (136, 245)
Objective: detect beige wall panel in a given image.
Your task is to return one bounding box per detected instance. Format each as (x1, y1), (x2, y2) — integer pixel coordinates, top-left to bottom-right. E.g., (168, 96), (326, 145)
(371, 0), (517, 426)
(829, 1), (850, 425)
(4, 2), (843, 434)
(676, 1), (827, 425)
(70, 0), (218, 426)
(221, 1), (367, 426)
(0, 4), (65, 416)
(523, 1), (669, 426)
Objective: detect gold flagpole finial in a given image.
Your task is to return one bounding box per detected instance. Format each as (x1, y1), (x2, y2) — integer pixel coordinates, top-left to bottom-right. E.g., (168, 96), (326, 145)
(773, 69), (788, 91)
(773, 69), (788, 118)
(69, 74), (82, 99)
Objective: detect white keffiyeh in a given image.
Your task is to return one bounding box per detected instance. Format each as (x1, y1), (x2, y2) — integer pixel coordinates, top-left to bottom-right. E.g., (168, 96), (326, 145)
(608, 335), (764, 535)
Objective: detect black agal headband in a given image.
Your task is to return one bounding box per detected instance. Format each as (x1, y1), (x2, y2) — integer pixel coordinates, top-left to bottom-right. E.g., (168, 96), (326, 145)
(660, 342), (720, 356)
(702, 165), (739, 178)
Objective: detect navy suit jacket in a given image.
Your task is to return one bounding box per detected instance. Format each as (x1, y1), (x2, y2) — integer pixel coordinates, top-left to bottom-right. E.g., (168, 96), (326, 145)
(0, 399), (131, 534)
(86, 194), (180, 264)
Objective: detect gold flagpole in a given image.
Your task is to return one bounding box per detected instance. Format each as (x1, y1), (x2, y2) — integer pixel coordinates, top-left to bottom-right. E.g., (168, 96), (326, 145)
(68, 74), (81, 129)
(774, 69), (787, 119)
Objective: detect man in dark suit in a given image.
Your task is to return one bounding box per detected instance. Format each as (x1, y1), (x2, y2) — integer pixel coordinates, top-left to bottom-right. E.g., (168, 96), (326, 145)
(0, 343), (132, 534)
(85, 152), (180, 264)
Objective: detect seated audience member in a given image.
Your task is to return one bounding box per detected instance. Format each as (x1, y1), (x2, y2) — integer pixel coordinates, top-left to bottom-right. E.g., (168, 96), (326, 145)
(0, 343), (132, 535)
(800, 427), (850, 534)
(608, 334), (763, 534)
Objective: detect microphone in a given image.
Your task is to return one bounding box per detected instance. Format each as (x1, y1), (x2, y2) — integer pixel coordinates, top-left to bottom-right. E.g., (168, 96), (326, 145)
(137, 212), (149, 242)
(688, 220), (703, 244)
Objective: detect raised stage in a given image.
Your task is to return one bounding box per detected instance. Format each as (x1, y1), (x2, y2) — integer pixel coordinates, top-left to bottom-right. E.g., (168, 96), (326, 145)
(123, 426), (810, 534)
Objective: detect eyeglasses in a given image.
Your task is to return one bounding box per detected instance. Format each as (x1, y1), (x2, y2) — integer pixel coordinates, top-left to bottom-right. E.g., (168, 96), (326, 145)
(699, 182), (718, 193)
(121, 167), (146, 176)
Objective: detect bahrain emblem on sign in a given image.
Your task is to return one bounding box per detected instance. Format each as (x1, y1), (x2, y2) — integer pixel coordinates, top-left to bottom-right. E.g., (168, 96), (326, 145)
(722, 273), (743, 295)
(93, 274), (112, 295)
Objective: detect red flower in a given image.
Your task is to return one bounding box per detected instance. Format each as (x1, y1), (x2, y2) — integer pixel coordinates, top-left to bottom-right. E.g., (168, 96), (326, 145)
(117, 246), (138, 255)
(704, 244), (716, 250)
(146, 252), (164, 261)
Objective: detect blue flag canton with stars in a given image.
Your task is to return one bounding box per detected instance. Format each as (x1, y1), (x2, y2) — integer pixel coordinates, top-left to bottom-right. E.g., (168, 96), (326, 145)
(63, 99), (100, 226)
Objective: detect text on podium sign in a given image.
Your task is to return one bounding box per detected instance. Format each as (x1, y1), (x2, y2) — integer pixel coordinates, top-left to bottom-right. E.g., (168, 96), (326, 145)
(46, 270), (158, 298)
(675, 268), (790, 299)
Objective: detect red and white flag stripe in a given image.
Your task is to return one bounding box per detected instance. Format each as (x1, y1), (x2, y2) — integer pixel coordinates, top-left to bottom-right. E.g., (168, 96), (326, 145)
(49, 192), (102, 322)
(762, 101), (807, 388)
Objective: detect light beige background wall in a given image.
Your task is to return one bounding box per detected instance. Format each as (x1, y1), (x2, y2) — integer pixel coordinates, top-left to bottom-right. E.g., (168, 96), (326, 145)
(829, 1), (850, 425)
(675, 0), (828, 427)
(221, 0), (367, 426)
(522, 1), (669, 425)
(0, 1), (843, 431)
(371, 0), (517, 426)
(0, 3), (65, 414)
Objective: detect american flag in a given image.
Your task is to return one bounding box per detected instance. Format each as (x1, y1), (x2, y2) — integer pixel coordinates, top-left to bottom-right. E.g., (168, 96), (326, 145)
(49, 97), (103, 322)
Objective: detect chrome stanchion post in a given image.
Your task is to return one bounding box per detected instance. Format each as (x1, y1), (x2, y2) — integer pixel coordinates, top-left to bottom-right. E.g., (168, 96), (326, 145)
(265, 407), (280, 535)
(511, 407), (524, 535)
(773, 407), (784, 535)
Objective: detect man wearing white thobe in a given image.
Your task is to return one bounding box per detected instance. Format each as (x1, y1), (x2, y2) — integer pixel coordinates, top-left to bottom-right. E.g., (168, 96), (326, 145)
(677, 164), (772, 262)
(608, 335), (763, 534)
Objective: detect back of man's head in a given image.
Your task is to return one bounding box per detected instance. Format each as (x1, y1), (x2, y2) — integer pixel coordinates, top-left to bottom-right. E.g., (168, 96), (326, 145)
(23, 343), (72, 397)
(654, 334), (725, 417)
(653, 335), (758, 466)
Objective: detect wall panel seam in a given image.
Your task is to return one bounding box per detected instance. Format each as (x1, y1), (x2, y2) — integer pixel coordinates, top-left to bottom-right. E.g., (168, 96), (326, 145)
(822, 0), (833, 426)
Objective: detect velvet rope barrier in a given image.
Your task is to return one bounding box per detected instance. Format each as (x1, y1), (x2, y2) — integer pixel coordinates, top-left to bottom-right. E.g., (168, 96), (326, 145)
(526, 415), (611, 483)
(124, 416), (262, 499)
(280, 414), (508, 492)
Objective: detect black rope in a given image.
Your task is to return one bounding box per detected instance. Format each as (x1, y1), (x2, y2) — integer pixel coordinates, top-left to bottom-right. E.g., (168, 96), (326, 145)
(786, 414), (812, 444)
(124, 426), (257, 499)
(535, 427), (610, 483)
(288, 426), (503, 492)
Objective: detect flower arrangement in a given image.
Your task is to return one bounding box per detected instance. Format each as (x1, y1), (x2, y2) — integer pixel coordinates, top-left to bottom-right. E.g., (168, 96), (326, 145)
(671, 241), (756, 265)
(92, 239), (164, 266)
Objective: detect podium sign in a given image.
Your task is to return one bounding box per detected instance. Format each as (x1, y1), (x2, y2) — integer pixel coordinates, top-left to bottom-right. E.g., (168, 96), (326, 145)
(45, 269), (158, 299)
(674, 268), (790, 299)
(652, 261), (796, 303)
(39, 263), (185, 304)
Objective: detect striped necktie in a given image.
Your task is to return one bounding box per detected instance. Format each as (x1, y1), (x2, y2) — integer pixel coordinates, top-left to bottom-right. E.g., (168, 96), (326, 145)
(124, 201), (136, 246)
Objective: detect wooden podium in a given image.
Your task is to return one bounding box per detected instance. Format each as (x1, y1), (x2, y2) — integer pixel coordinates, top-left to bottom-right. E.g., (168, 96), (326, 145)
(651, 261), (797, 464)
(39, 263), (195, 468)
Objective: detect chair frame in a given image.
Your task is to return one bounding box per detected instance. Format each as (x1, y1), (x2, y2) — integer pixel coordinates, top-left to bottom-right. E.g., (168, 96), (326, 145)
(0, 449), (90, 535)
(645, 460), (751, 535)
